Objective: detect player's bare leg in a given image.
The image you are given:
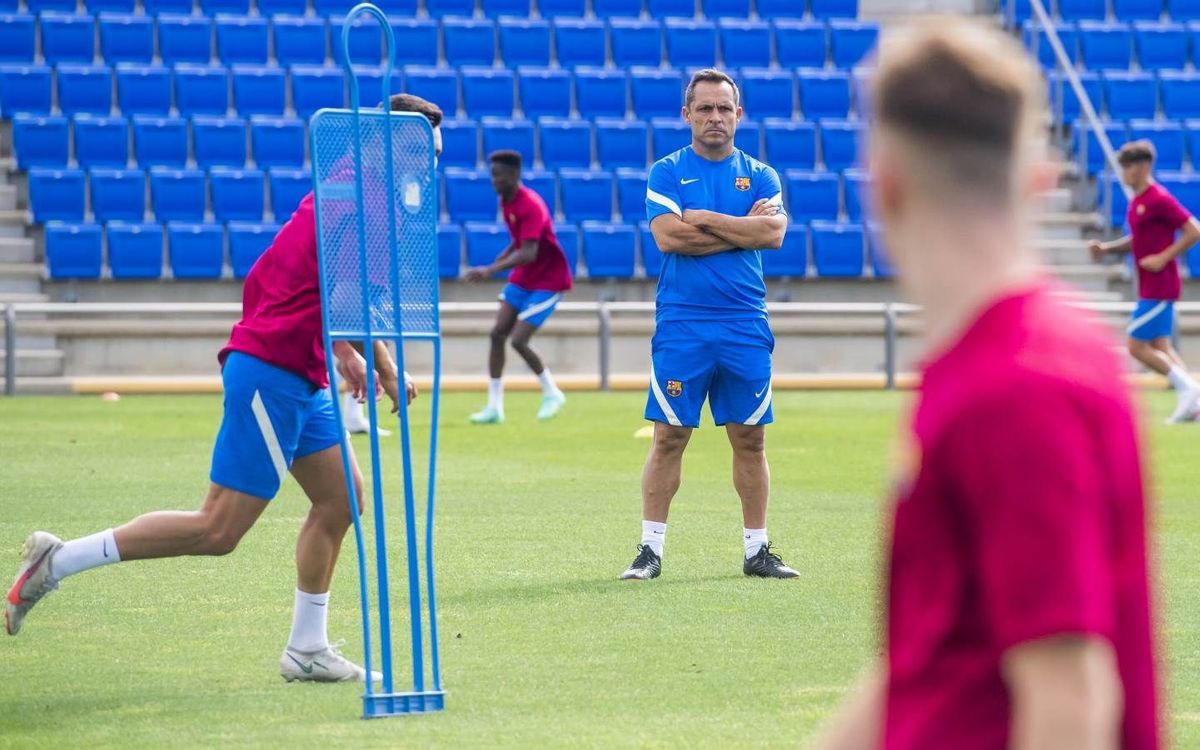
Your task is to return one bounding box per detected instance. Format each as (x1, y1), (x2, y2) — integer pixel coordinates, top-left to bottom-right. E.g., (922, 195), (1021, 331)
(471, 302), (518, 424)
(727, 423), (796, 578)
(621, 422), (691, 580)
(1129, 337), (1200, 422)
(511, 321), (566, 420)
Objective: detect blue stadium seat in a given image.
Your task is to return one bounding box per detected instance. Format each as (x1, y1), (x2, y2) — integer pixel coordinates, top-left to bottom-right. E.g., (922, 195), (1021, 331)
(232, 65), (286, 116)
(115, 64), (171, 115)
(193, 115), (247, 168)
(11, 114), (68, 168)
(631, 68), (684, 119)
(0, 64), (52, 116)
(268, 167), (310, 220)
(273, 17), (327, 67)
(798, 70), (850, 120)
(829, 20), (878, 70)
(868, 221), (893, 278)
(88, 0), (137, 13)
(89, 168), (144, 221)
(229, 222), (277, 278)
(593, 0), (643, 15)
(647, 0), (692, 14)
(45, 223), (103, 280)
(107, 222), (163, 279)
(1073, 120), (1129, 174)
(332, 16), (386, 65)
(761, 224), (807, 278)
(500, 18), (550, 68)
(811, 221), (864, 277)
(462, 67), (515, 118)
(1097, 171), (1127, 227)
(425, 0), (474, 16)
(257, 0), (306, 13)
(310, 0), (355, 15)
(784, 170), (839, 223)
(444, 18), (496, 68)
(1102, 71), (1157, 121)
(27, 0), (75, 10)
(1078, 21), (1133, 70)
(1047, 71), (1102, 122)
(350, 66), (401, 108)
(0, 14), (35, 63)
(482, 117), (535, 166)
(1161, 171), (1200, 215)
(216, 17), (268, 65)
(28, 167), (85, 222)
(665, 20), (717, 69)
(741, 69), (794, 120)
(40, 13), (95, 65)
(437, 223), (462, 278)
(1133, 23), (1185, 68)
(132, 115), (187, 166)
(616, 167), (647, 223)
(610, 19), (663, 69)
(158, 15), (212, 66)
(444, 168), (497, 222)
(650, 117), (689, 159)
(210, 167), (265, 223)
(1129, 119), (1185, 170)
(439, 118), (479, 168)
(718, 20), (770, 69)
(389, 19), (439, 66)
(1169, 0), (1200, 19)
(843, 168), (867, 222)
(756, 0), (804, 15)
(560, 168), (614, 222)
(810, 0), (856, 17)
(582, 222), (635, 279)
(404, 66), (459, 118)
(639, 222), (662, 276)
(541, 0), (586, 14)
(539, 117), (592, 169)
(515, 168), (554, 216)
(150, 168), (206, 221)
(201, 0), (250, 13)
(57, 65), (113, 116)
(483, 0), (530, 14)
(174, 64), (230, 117)
(74, 115), (128, 168)
(99, 13), (154, 64)
(168, 222), (224, 279)
(143, 0), (194, 13)
(553, 19), (605, 68)
(1185, 121), (1200, 169)
(555, 222), (579, 274)
(596, 118), (648, 168)
(1023, 22), (1078, 68)
(1160, 71), (1200, 119)
(464, 221), (509, 277)
(250, 116), (305, 167)
(1114, 0), (1162, 17)
(735, 120), (760, 159)
(290, 66), (344, 119)
(704, 0), (749, 16)
(518, 67), (571, 119)
(575, 68), (628, 119)
(1058, 0), (1107, 19)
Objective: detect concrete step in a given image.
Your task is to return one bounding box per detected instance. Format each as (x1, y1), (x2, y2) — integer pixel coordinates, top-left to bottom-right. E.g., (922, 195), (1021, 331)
(1033, 238), (1094, 265)
(0, 236), (36, 263)
(0, 184), (16, 212)
(0, 209), (27, 239)
(0, 348), (64, 377)
(10, 376), (72, 395)
(1036, 188), (1073, 214)
(0, 262), (43, 294)
(1044, 263), (1119, 292)
(0, 291), (48, 303)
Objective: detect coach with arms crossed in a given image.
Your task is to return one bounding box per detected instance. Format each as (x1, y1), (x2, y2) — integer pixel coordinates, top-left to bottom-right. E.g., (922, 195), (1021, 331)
(620, 69), (799, 581)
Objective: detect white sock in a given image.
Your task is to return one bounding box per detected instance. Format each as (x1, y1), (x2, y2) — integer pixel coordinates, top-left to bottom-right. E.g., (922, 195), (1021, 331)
(342, 392), (367, 428)
(50, 528), (120, 581)
(641, 520), (666, 557)
(1168, 365), (1198, 394)
(538, 368), (561, 398)
(488, 378), (504, 413)
(287, 589), (330, 653)
(744, 528), (768, 559)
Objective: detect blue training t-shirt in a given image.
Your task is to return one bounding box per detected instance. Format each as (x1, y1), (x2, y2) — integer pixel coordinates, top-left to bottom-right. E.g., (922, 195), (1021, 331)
(645, 146), (785, 323)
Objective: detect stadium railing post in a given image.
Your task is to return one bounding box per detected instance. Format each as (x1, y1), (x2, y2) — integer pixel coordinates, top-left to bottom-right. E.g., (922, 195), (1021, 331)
(884, 302), (897, 391)
(4, 304), (15, 396)
(598, 302), (611, 391)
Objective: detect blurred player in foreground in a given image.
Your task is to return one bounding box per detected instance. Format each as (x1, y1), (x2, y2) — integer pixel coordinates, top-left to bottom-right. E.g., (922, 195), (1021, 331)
(812, 19), (1160, 750)
(1090, 140), (1200, 423)
(464, 149), (572, 424)
(6, 95), (442, 685)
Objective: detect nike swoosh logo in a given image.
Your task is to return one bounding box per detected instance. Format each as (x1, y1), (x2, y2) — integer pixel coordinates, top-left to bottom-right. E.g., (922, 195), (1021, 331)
(680, 178), (699, 185)
(287, 654), (314, 674)
(755, 387), (768, 398)
(102, 539), (109, 558)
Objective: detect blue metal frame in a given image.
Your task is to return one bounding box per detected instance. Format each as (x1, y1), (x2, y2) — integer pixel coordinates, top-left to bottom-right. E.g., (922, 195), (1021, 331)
(311, 2), (444, 719)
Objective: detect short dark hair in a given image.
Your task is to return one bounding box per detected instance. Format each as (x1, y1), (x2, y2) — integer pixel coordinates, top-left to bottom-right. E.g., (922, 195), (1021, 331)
(1118, 139), (1156, 167)
(387, 93), (443, 128)
(684, 68), (740, 108)
(489, 149), (522, 171)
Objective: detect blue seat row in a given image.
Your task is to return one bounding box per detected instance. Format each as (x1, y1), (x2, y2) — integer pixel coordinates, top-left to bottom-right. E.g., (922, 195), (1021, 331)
(1049, 69), (1200, 121)
(1023, 18), (1200, 69)
(1006, 0), (1200, 23)
(9, 0), (419, 17)
(1073, 117), (1200, 172)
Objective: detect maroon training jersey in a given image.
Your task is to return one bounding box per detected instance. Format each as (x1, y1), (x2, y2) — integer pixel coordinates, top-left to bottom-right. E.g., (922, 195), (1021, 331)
(885, 283), (1160, 750)
(1129, 182), (1190, 301)
(503, 185), (572, 293)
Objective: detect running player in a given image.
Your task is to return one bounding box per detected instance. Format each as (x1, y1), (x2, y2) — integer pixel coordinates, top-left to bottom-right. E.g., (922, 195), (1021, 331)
(464, 150), (571, 424)
(1090, 139), (1200, 423)
(6, 95), (444, 686)
(620, 69), (798, 581)
(812, 19), (1160, 749)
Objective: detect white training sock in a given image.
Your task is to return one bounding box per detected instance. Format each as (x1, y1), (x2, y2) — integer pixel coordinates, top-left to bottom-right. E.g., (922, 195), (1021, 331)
(538, 368), (561, 398)
(51, 528), (121, 581)
(288, 589), (330, 653)
(1168, 365), (1198, 394)
(488, 378), (504, 412)
(744, 528), (769, 559)
(342, 392), (368, 428)
(641, 520), (666, 557)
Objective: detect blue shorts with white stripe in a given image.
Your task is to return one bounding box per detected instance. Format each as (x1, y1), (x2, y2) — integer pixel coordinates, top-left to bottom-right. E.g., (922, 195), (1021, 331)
(644, 319), (775, 429)
(210, 352), (342, 500)
(501, 283), (563, 328)
(1128, 299), (1175, 342)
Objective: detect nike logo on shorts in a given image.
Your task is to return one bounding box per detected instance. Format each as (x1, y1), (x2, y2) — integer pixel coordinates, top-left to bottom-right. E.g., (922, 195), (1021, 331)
(680, 178), (699, 185)
(754, 386), (768, 398)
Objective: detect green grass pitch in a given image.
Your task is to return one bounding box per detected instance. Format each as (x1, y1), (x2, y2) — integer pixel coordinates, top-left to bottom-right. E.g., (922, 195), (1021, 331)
(0, 391), (1197, 748)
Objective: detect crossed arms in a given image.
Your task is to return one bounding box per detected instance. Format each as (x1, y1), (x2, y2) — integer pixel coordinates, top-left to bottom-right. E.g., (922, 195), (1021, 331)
(650, 198), (787, 257)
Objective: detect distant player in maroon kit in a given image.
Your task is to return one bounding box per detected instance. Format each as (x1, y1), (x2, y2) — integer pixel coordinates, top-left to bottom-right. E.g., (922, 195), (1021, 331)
(1090, 139), (1200, 423)
(6, 95), (443, 686)
(464, 149), (572, 424)
(812, 19), (1161, 750)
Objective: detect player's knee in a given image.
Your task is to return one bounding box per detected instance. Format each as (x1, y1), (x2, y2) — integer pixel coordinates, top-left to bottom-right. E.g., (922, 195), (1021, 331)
(199, 524), (244, 556)
(730, 428), (766, 455)
(510, 335), (531, 354)
(1128, 338), (1148, 358)
(489, 327), (510, 345)
(653, 427), (691, 455)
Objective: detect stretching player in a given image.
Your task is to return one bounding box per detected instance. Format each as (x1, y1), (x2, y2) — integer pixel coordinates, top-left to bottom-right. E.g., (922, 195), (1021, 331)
(464, 150), (571, 424)
(620, 69), (797, 581)
(812, 19), (1160, 749)
(6, 94), (443, 685)
(1090, 140), (1200, 423)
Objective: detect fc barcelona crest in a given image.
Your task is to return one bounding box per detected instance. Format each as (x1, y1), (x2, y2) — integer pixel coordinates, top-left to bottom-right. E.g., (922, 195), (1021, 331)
(734, 176), (751, 192)
(666, 380), (683, 397)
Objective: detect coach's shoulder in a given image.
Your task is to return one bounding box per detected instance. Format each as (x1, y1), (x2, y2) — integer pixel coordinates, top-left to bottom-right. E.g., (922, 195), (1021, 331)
(742, 153), (781, 180)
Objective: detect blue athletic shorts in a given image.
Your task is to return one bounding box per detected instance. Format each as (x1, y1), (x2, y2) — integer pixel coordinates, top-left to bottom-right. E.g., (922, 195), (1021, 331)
(210, 352), (342, 500)
(1128, 299), (1175, 342)
(644, 318), (775, 429)
(500, 283), (563, 328)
